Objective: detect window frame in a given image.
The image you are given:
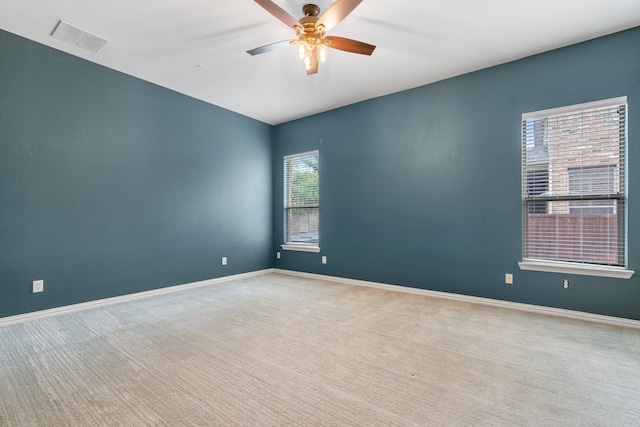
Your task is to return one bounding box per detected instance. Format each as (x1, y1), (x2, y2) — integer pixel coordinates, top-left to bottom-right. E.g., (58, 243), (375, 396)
(281, 150), (320, 253)
(518, 97), (634, 279)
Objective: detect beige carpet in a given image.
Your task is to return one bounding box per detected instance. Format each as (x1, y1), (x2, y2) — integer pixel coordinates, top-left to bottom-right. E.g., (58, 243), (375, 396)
(1, 273), (639, 426)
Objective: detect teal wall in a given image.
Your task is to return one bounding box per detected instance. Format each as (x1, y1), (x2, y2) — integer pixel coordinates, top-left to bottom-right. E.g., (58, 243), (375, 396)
(3, 26), (640, 321)
(273, 27), (640, 320)
(0, 30), (273, 318)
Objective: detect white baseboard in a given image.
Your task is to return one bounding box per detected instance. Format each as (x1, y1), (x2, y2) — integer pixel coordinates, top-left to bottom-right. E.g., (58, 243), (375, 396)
(0, 269), (274, 327)
(4, 267), (638, 331)
(273, 269), (640, 330)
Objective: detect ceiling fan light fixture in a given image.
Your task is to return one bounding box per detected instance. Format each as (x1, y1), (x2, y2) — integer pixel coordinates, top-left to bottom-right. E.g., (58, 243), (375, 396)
(318, 44), (328, 62)
(295, 33), (328, 68)
(297, 41), (306, 59)
(303, 55), (312, 70)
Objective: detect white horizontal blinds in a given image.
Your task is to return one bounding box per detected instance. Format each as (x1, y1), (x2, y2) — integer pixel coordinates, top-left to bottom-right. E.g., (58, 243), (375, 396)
(284, 151), (319, 245)
(522, 98), (627, 266)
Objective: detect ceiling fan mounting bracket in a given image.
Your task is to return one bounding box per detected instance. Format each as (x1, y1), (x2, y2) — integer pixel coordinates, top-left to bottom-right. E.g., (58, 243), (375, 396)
(302, 4), (320, 17)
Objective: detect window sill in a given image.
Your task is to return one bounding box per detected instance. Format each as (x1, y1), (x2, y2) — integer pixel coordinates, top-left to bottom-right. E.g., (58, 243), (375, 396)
(518, 259), (634, 279)
(281, 244), (321, 253)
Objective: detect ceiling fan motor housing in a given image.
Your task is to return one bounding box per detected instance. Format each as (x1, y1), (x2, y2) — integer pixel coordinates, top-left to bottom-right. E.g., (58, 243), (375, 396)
(298, 5), (321, 35)
(296, 8), (323, 53)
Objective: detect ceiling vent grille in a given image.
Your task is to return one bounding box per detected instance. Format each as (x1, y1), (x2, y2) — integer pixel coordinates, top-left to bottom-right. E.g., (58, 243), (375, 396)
(51, 21), (108, 53)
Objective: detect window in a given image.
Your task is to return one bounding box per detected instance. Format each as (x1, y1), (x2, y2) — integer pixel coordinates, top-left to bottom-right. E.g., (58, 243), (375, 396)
(519, 97), (633, 278)
(282, 151), (320, 252)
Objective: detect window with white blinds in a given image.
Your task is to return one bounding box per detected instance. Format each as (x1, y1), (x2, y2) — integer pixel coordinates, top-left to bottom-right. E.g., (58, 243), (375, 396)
(521, 97), (627, 270)
(283, 151), (319, 250)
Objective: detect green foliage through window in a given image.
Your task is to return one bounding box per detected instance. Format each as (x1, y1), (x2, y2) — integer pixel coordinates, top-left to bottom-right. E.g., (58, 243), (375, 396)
(284, 151), (319, 244)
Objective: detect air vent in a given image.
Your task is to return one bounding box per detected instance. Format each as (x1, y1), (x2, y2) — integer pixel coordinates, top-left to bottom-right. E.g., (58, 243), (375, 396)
(51, 21), (108, 53)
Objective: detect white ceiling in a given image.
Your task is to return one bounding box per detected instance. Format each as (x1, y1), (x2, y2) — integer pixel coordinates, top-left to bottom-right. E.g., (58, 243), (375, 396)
(1, 1), (639, 125)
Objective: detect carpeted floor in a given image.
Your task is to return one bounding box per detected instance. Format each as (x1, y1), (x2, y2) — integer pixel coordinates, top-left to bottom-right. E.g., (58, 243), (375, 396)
(1, 273), (639, 426)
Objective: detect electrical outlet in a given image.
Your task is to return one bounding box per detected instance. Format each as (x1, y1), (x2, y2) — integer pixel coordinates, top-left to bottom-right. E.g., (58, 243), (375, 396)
(222, 257), (227, 266)
(32, 280), (44, 293)
(505, 273), (513, 285)
(276, 252), (281, 259)
(321, 256), (327, 264)
(563, 279), (569, 289)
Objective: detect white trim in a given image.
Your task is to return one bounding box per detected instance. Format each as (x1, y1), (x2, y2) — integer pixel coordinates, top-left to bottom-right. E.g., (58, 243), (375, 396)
(4, 268), (638, 331)
(0, 269), (274, 328)
(522, 96), (627, 119)
(281, 244), (321, 253)
(273, 269), (640, 330)
(283, 149), (319, 160)
(519, 259), (634, 279)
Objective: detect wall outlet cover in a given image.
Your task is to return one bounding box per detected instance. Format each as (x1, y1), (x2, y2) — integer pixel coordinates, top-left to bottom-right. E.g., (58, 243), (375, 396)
(32, 280), (44, 293)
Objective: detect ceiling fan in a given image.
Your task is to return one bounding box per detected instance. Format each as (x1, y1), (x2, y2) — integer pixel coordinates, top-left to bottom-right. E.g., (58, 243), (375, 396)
(247, 0), (376, 75)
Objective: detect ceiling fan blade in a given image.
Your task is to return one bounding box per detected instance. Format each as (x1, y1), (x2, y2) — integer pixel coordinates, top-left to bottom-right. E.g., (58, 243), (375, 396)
(247, 40), (291, 56)
(316, 0), (364, 33)
(325, 36), (375, 55)
(253, 0), (301, 29)
(306, 50), (319, 75)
